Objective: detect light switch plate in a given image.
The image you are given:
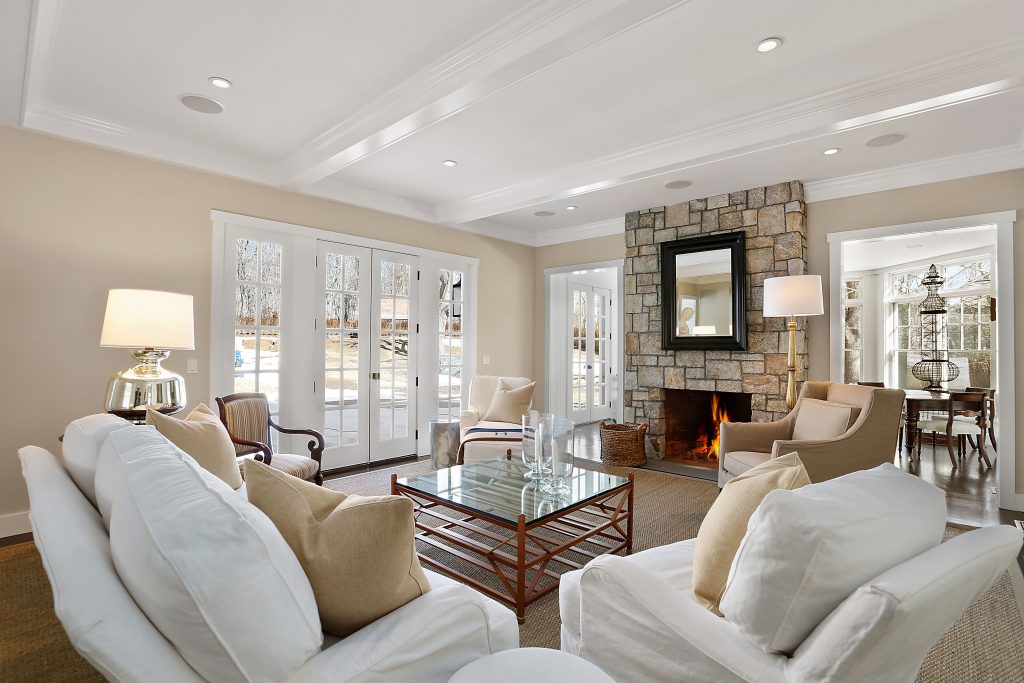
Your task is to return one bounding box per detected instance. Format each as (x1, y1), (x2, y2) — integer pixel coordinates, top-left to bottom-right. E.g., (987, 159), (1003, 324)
(482, 355), (491, 365)
(186, 359), (198, 374)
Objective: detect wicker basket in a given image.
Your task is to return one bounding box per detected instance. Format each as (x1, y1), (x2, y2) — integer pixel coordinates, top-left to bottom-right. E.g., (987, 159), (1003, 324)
(599, 421), (648, 467)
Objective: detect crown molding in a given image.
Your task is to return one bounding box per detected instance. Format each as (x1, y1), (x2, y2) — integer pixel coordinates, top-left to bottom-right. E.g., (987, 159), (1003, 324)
(436, 40), (1024, 225)
(281, 0), (694, 188)
(534, 218), (624, 247)
(805, 144), (1024, 202)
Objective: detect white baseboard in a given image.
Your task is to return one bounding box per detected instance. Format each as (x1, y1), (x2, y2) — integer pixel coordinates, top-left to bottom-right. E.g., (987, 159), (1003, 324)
(0, 511), (31, 538)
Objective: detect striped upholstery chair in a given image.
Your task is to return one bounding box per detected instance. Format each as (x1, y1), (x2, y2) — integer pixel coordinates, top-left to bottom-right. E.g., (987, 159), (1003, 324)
(216, 393), (325, 485)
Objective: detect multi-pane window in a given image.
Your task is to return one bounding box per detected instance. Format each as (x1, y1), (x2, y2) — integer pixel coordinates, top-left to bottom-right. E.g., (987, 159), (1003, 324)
(324, 253), (361, 448)
(887, 257), (992, 389)
(233, 239), (282, 413)
(438, 270), (463, 423)
(842, 278), (863, 384)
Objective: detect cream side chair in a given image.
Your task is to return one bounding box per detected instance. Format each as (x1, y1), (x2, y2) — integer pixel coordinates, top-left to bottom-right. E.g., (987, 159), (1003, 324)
(459, 375), (533, 463)
(718, 381), (906, 487)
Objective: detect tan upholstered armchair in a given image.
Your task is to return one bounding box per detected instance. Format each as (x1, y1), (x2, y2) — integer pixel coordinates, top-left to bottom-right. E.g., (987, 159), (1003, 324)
(718, 381), (906, 487)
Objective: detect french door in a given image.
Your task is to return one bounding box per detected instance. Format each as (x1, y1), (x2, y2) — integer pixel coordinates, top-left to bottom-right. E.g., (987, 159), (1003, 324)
(317, 242), (417, 468)
(569, 284), (613, 424)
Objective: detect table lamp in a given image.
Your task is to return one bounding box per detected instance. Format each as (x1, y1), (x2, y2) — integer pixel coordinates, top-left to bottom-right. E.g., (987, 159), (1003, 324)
(100, 289), (195, 419)
(763, 275), (823, 410)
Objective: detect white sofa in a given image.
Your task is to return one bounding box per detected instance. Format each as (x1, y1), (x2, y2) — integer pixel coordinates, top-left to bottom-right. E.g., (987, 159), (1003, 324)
(459, 375), (533, 463)
(20, 416), (519, 683)
(560, 486), (1021, 682)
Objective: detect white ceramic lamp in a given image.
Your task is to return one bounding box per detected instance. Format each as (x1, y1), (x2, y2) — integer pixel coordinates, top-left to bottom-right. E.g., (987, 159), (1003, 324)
(100, 289), (195, 418)
(763, 275), (824, 410)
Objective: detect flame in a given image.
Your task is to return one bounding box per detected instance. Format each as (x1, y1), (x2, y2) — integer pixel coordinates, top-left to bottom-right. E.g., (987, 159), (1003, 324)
(707, 394), (731, 462)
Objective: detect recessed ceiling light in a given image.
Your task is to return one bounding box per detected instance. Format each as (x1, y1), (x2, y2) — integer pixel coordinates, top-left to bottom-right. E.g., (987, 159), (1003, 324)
(208, 76), (232, 89)
(441, 159), (458, 167)
(566, 205), (578, 211)
(664, 179), (693, 190)
(865, 132), (907, 148)
(755, 37), (783, 53)
(534, 210), (555, 217)
(823, 147), (841, 155)
(179, 94), (224, 114)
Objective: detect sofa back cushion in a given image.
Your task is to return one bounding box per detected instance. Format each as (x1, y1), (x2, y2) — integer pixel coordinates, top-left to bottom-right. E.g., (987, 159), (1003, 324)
(720, 464), (945, 655)
(692, 452), (809, 615)
(62, 414), (132, 505)
(106, 428), (322, 683)
(792, 398), (858, 441)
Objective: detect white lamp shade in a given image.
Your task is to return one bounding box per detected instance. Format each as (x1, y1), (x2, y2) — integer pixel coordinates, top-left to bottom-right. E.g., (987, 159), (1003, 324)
(763, 275), (824, 317)
(100, 289), (195, 350)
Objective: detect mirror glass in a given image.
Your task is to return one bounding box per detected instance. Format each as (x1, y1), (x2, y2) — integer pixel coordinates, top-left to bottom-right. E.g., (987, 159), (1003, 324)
(674, 248), (733, 337)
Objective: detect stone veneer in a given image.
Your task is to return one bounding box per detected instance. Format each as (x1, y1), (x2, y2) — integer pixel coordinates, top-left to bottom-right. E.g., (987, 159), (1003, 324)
(623, 181), (809, 459)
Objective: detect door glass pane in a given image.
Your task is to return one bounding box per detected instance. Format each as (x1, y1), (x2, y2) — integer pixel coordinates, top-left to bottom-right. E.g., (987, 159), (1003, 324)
(236, 239), (258, 282)
(259, 332), (281, 370)
(260, 287), (281, 326)
(262, 373), (280, 413)
(343, 332), (359, 368)
(236, 285), (257, 326)
(325, 333), (341, 369)
(234, 330), (257, 372)
(261, 243), (282, 284)
(234, 372), (256, 394)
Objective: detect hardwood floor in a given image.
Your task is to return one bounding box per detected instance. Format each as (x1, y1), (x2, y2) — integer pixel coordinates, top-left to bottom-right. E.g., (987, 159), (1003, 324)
(572, 422), (1024, 528)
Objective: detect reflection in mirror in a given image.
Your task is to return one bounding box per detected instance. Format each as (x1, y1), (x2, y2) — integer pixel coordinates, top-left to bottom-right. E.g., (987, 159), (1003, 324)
(675, 248), (733, 337)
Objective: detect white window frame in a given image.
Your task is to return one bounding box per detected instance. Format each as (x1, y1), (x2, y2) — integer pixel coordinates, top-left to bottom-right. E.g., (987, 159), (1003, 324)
(210, 211), (478, 458)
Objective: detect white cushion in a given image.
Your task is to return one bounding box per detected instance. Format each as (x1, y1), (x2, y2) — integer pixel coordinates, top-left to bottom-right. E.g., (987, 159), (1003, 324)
(61, 413), (132, 505)
(722, 450), (771, 476)
(918, 418), (983, 436)
(94, 425), (155, 528)
(791, 398), (857, 441)
(720, 463), (946, 654)
(106, 428), (323, 683)
(450, 647), (615, 682)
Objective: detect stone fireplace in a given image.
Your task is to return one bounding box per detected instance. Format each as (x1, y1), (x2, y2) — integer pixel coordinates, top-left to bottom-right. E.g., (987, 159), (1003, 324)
(623, 182), (809, 461)
(664, 389), (752, 468)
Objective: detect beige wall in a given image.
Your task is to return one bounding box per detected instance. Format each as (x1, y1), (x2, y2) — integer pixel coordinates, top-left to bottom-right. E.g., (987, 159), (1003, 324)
(532, 234), (625, 410)
(806, 168), (1024, 491)
(0, 124), (534, 522)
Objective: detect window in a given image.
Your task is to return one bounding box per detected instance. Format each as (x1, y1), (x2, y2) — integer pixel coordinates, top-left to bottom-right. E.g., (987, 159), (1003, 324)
(233, 238), (282, 413)
(437, 269), (463, 423)
(842, 278), (863, 384)
(886, 257), (992, 389)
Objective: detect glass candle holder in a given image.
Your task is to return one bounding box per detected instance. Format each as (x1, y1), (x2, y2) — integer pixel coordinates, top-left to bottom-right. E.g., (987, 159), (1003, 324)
(541, 418), (575, 497)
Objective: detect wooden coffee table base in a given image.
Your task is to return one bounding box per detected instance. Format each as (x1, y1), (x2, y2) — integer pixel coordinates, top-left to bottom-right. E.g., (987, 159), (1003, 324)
(391, 473), (633, 622)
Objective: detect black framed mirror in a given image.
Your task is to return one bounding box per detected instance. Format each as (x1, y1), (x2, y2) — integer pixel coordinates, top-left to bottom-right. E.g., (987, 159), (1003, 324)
(660, 231), (747, 350)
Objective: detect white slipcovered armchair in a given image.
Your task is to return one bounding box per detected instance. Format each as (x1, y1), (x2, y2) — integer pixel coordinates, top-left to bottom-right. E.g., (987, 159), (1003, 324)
(459, 375), (533, 463)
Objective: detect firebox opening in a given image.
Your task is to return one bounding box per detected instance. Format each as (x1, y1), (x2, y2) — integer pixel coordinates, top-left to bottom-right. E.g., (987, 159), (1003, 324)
(664, 389), (752, 468)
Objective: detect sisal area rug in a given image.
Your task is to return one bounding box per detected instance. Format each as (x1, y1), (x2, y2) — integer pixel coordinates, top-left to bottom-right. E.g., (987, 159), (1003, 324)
(2, 459), (1023, 682)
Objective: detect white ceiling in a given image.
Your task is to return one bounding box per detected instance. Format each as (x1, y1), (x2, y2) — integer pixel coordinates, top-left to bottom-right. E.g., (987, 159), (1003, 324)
(4, 0), (1024, 246)
(842, 225), (997, 272)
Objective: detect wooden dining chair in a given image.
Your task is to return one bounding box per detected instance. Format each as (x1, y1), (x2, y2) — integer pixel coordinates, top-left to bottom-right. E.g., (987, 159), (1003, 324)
(915, 392), (990, 469)
(216, 392), (326, 485)
(964, 386), (997, 453)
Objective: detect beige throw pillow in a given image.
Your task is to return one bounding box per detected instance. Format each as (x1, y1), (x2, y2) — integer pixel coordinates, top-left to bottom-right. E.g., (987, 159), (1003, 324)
(483, 379), (535, 423)
(243, 459), (431, 637)
(147, 404), (243, 489)
(692, 452), (810, 615)
(792, 399), (859, 441)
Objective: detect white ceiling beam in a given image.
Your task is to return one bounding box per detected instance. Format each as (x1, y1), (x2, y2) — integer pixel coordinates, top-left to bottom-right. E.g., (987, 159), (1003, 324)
(281, 0), (694, 189)
(435, 41), (1024, 225)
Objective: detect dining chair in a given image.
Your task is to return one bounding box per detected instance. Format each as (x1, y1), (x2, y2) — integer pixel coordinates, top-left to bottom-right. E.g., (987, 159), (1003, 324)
(964, 386), (997, 453)
(216, 392), (325, 485)
(915, 392), (990, 468)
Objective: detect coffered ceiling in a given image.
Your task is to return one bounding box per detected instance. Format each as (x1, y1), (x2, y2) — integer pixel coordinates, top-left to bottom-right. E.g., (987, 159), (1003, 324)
(4, 0), (1023, 246)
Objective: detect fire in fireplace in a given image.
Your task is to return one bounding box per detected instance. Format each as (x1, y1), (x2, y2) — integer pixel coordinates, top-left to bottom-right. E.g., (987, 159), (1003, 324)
(664, 389), (752, 467)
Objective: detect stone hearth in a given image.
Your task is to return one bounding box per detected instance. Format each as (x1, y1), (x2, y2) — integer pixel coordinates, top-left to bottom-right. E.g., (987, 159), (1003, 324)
(623, 182), (809, 459)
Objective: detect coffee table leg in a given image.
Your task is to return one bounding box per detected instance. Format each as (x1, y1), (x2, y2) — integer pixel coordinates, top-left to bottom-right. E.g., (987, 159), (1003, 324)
(516, 514), (526, 623)
(626, 475), (634, 554)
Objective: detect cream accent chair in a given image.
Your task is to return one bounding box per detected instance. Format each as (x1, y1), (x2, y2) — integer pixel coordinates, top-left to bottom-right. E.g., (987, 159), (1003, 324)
(718, 381), (906, 487)
(459, 375), (533, 463)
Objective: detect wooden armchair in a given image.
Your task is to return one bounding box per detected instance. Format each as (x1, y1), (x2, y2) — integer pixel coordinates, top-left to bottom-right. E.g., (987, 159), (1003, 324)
(216, 392), (325, 485)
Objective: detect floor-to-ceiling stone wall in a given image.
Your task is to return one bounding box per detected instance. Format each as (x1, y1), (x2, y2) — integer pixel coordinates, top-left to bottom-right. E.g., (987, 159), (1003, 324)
(623, 181), (809, 458)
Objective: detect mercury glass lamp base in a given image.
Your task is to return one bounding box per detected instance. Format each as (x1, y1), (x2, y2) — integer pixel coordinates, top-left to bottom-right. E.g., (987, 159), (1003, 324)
(105, 348), (187, 419)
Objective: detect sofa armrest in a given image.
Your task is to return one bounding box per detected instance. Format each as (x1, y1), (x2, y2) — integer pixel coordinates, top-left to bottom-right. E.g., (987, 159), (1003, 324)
(291, 583), (518, 683)
(460, 410), (481, 430)
(720, 419), (793, 455)
(571, 555), (786, 683)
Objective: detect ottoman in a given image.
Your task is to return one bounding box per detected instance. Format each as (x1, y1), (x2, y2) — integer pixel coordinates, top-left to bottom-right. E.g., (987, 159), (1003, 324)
(449, 647), (615, 682)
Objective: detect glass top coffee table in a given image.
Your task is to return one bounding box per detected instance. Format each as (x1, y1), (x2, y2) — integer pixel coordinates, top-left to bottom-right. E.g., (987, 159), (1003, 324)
(391, 458), (633, 621)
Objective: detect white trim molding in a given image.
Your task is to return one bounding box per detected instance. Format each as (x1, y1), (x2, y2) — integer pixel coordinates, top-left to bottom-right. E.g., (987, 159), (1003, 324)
(534, 218), (624, 247)
(0, 511), (31, 538)
(807, 146), (1024, 202)
(827, 210), (1020, 511)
